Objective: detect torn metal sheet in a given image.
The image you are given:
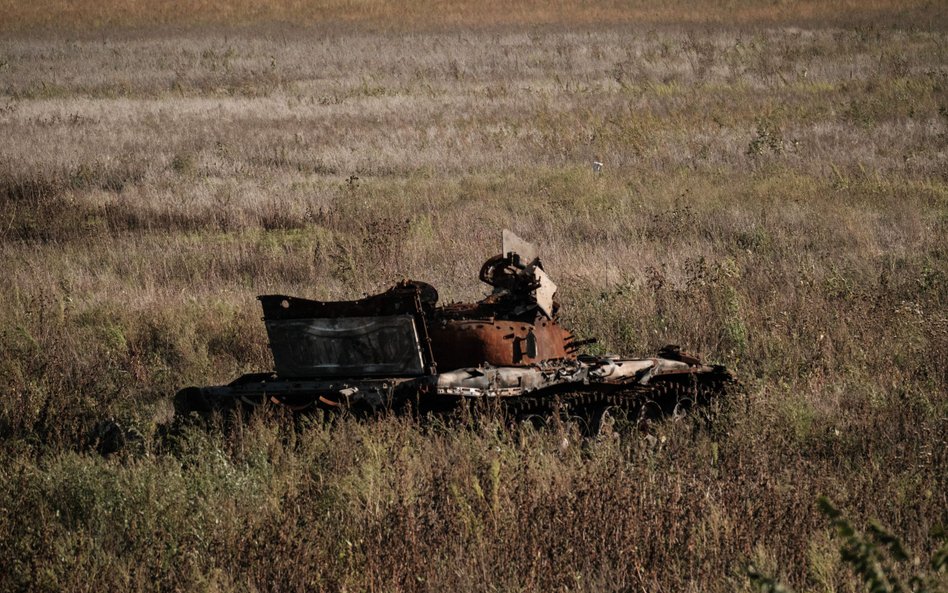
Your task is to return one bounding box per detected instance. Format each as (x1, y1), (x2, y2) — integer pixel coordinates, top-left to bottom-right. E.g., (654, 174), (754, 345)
(534, 267), (556, 318)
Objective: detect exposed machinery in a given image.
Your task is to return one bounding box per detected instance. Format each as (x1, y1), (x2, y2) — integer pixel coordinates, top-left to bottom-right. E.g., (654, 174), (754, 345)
(174, 231), (732, 422)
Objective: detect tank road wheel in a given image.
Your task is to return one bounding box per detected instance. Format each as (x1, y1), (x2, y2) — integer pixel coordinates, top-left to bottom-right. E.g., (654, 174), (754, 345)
(671, 395), (696, 422)
(584, 404), (624, 438)
(238, 394), (270, 411)
(276, 396), (317, 413)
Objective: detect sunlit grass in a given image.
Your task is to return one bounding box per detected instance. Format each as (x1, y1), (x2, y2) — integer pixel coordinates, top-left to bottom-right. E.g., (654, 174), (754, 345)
(0, 16), (945, 593)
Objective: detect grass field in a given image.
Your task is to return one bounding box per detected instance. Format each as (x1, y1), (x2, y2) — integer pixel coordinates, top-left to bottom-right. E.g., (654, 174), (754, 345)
(1, 2), (946, 591)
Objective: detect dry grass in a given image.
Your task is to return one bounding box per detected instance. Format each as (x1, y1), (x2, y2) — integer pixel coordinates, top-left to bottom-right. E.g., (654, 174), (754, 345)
(0, 11), (946, 593)
(2, 0), (945, 32)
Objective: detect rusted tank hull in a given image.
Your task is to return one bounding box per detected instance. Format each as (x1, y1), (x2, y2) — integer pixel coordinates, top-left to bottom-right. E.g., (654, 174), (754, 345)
(428, 318), (574, 371)
(174, 229), (734, 423)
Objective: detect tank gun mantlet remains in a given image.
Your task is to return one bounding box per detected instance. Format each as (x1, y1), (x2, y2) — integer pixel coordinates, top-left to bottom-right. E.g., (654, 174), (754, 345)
(175, 230), (733, 420)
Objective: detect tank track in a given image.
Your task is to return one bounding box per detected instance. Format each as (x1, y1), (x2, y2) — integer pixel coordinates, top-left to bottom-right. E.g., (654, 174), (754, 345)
(448, 366), (733, 431)
(174, 366), (733, 431)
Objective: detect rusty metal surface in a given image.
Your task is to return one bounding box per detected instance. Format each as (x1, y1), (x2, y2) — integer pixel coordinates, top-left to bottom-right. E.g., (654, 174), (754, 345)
(429, 318), (573, 371)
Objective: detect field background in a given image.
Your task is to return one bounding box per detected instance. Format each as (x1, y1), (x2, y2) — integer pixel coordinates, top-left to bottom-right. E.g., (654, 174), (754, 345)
(1, 1), (946, 591)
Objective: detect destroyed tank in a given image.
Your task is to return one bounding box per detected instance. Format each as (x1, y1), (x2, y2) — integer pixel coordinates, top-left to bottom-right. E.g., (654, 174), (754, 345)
(175, 231), (732, 423)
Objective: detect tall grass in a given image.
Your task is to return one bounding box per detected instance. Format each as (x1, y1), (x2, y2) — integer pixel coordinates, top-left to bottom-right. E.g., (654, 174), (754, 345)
(0, 16), (945, 593)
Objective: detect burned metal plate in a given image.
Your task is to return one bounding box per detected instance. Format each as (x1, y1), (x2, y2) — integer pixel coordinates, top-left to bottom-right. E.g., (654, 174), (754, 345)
(534, 267), (557, 318)
(265, 315), (426, 378)
(502, 229), (539, 264)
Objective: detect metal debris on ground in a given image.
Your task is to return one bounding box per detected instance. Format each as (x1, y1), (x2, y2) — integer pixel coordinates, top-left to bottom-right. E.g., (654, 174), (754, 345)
(175, 230), (733, 424)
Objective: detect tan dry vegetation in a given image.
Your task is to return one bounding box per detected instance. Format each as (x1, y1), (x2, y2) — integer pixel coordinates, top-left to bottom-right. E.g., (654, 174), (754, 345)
(2, 0), (945, 32)
(0, 16), (946, 593)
